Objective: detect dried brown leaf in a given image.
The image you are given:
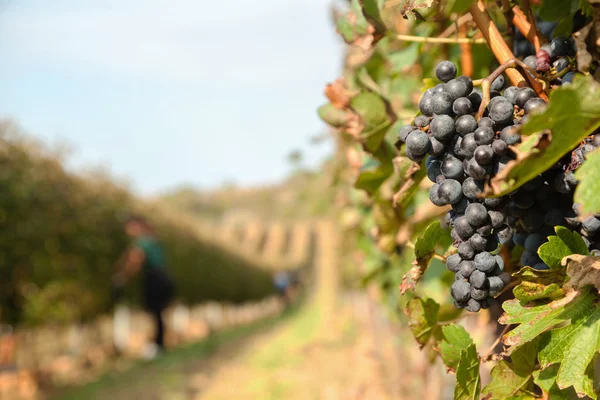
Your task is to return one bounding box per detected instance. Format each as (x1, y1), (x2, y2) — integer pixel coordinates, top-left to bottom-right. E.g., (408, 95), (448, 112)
(563, 254), (600, 291)
(400, 262), (421, 294)
(324, 78), (356, 109)
(400, 0), (437, 17)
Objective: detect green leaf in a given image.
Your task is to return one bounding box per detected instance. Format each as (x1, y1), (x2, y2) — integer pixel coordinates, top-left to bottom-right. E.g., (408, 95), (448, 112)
(482, 340), (538, 399)
(393, 156), (427, 209)
(414, 221), (448, 270)
(454, 343), (480, 400)
(575, 148), (600, 217)
(532, 365), (571, 399)
(512, 266), (567, 303)
(537, 299), (600, 399)
(358, 0), (386, 39)
(317, 103), (347, 127)
(449, 0), (474, 14)
(405, 297), (440, 347)
(439, 324), (473, 371)
(388, 44), (420, 73)
(487, 76), (600, 196)
(355, 140), (395, 194)
(539, 0), (578, 21)
(537, 226), (589, 269)
(336, 0), (370, 43)
(350, 92), (393, 152)
(500, 290), (595, 351)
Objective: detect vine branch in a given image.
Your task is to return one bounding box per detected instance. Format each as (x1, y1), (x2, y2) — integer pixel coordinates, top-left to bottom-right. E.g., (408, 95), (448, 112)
(512, 5), (547, 51)
(481, 323), (511, 361)
(395, 34), (487, 44)
(470, 0), (525, 86)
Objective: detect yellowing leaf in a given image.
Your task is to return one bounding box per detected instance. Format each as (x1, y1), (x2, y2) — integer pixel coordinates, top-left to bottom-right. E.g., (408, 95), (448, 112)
(486, 76), (600, 196)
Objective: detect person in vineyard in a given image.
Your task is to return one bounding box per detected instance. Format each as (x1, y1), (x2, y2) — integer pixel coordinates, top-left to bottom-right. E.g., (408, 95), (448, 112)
(113, 215), (175, 359)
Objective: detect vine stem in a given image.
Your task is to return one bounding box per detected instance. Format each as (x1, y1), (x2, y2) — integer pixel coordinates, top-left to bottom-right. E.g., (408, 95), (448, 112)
(459, 23), (473, 77)
(512, 5), (547, 51)
(395, 34), (487, 44)
(438, 13), (473, 39)
(481, 324), (511, 361)
(469, 0), (525, 86)
(501, 0), (513, 50)
(475, 58), (549, 119)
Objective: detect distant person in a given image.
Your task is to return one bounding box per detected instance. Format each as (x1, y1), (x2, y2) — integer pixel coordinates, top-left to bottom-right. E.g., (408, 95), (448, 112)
(113, 215), (175, 359)
(273, 270), (291, 305)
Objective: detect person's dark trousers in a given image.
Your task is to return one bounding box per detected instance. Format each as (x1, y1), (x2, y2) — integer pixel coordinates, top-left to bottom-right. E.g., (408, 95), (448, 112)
(143, 268), (175, 350)
(149, 307), (165, 348)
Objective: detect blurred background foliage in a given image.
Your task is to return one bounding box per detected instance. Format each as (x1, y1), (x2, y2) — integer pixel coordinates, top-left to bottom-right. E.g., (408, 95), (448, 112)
(0, 121), (283, 326)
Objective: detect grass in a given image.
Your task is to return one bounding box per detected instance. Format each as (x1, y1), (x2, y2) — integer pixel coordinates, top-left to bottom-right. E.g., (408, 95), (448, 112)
(51, 301), (302, 400)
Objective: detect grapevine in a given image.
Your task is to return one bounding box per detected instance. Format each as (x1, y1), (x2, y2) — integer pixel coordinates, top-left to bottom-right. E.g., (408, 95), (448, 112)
(320, 0), (600, 398)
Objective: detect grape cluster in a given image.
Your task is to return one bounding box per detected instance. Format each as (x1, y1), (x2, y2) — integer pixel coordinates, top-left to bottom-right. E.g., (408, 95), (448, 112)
(396, 55), (600, 311)
(396, 60), (554, 312)
(510, 135), (600, 266)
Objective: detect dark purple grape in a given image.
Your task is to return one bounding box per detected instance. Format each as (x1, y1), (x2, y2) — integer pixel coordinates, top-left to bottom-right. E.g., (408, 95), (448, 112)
(462, 177), (483, 200)
(524, 98), (547, 115)
(431, 114), (456, 141)
(491, 139), (507, 155)
(419, 92), (434, 116)
(438, 179), (463, 204)
(458, 242), (475, 259)
(451, 279), (471, 301)
(446, 253), (462, 272)
(453, 97), (472, 115)
(455, 115), (477, 136)
(474, 145), (493, 165)
(432, 92), (454, 115)
(551, 37), (571, 57)
(406, 130), (430, 155)
(474, 127), (495, 146)
(474, 251), (496, 272)
(515, 87), (536, 108)
(489, 100), (514, 124)
(436, 61), (457, 83)
(441, 156), (464, 180)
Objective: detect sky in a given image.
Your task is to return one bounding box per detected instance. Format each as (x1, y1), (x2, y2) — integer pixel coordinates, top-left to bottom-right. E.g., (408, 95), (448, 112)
(0, 0), (343, 195)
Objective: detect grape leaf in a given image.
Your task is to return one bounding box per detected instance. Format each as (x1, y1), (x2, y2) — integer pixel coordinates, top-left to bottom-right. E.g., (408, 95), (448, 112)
(563, 254), (600, 291)
(500, 290), (593, 351)
(336, 0), (370, 44)
(482, 340), (538, 399)
(538, 0), (578, 21)
(393, 156), (427, 209)
(512, 266), (566, 303)
(454, 343), (480, 400)
(574, 148), (600, 217)
(317, 103), (348, 127)
(532, 365), (572, 399)
(537, 226), (589, 269)
(439, 324), (473, 371)
(358, 0), (386, 41)
(414, 220), (448, 269)
(388, 43), (420, 73)
(355, 141), (395, 194)
(449, 0), (474, 13)
(405, 297), (440, 347)
(486, 76), (600, 196)
(537, 294), (600, 399)
(350, 92), (394, 152)
(400, 219), (449, 293)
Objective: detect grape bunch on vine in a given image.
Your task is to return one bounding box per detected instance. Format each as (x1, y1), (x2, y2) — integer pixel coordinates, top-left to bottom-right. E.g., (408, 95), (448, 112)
(319, 0), (600, 398)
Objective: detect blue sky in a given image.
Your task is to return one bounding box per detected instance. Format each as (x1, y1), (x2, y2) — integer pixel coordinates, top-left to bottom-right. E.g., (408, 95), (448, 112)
(0, 0), (343, 194)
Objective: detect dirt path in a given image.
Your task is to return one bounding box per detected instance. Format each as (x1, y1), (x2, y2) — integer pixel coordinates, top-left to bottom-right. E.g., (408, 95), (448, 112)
(54, 220), (453, 400)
